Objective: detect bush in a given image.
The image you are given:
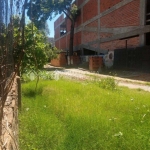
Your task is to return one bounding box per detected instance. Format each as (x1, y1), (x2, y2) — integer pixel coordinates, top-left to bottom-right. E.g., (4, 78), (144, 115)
(98, 77), (118, 91)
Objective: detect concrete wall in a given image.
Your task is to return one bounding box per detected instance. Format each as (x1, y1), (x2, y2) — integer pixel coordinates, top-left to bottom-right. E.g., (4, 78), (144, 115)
(54, 0), (148, 54)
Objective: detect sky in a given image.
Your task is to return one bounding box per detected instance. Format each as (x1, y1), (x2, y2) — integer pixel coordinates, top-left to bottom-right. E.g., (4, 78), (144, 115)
(47, 15), (60, 38)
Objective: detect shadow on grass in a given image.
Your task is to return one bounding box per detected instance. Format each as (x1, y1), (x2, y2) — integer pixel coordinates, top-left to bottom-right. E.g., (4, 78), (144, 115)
(23, 90), (37, 97)
(22, 85), (44, 98)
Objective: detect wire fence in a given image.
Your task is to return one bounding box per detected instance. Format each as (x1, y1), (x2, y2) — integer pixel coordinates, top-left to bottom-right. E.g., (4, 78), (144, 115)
(0, 0), (24, 139)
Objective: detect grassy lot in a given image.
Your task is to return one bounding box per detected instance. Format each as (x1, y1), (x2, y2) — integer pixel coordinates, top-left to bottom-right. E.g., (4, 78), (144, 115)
(19, 79), (150, 150)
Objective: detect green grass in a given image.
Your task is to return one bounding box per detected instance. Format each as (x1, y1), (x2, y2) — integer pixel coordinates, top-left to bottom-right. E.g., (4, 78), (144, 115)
(19, 79), (150, 150)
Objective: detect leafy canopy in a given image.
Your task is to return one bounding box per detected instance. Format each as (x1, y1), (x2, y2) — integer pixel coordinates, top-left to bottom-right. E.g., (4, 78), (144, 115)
(27, 0), (79, 29)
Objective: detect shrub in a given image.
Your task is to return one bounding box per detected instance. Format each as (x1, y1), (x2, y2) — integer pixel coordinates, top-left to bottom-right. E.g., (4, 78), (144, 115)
(98, 77), (118, 91)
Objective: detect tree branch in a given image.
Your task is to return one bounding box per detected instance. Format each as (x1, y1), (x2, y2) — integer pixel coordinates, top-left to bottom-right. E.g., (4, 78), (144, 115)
(62, 10), (73, 21)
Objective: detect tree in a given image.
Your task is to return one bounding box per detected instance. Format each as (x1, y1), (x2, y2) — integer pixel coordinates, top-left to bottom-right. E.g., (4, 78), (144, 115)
(45, 43), (60, 62)
(13, 20), (59, 73)
(27, 0), (80, 56)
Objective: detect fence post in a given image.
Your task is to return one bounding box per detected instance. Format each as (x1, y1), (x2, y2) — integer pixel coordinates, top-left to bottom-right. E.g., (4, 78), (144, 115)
(17, 77), (21, 110)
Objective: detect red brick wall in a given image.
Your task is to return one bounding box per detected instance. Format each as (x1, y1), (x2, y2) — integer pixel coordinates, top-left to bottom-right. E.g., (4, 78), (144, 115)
(100, 0), (124, 13)
(83, 31), (98, 43)
(67, 34), (70, 48)
(66, 18), (71, 32)
(55, 26), (60, 39)
(60, 37), (66, 49)
(101, 0), (140, 28)
(55, 40), (60, 49)
(87, 20), (98, 27)
(75, 11), (82, 27)
(105, 40), (126, 50)
(74, 31), (81, 46)
(91, 43), (99, 49)
(83, 0), (98, 23)
(54, 15), (65, 40)
(66, 16), (81, 31)
(100, 33), (113, 38)
(54, 0), (141, 52)
(54, 14), (64, 28)
(77, 0), (84, 6)
(100, 36), (140, 50)
(65, 32), (82, 48)
(127, 36), (140, 47)
(54, 19), (59, 28)
(51, 53), (67, 67)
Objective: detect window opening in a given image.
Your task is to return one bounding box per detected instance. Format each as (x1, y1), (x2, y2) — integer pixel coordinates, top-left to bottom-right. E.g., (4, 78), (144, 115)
(146, 0), (150, 45)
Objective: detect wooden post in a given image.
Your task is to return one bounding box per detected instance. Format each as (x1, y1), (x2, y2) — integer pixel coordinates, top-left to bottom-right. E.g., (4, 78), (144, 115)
(17, 77), (21, 110)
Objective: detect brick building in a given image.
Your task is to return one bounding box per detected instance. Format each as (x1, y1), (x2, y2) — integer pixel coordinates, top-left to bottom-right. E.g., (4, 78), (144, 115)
(54, 0), (150, 69)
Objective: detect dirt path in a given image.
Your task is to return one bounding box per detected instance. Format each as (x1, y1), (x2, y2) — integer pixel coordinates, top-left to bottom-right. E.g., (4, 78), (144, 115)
(45, 65), (150, 92)
(118, 82), (150, 92)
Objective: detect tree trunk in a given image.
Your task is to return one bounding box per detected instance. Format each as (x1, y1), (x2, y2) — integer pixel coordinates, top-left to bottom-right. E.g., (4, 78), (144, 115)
(69, 21), (75, 56)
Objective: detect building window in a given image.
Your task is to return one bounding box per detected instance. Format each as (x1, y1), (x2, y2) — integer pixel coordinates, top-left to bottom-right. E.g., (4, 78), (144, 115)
(60, 22), (67, 36)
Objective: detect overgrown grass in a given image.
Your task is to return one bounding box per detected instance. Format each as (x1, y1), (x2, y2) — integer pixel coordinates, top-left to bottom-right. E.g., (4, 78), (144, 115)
(19, 79), (150, 150)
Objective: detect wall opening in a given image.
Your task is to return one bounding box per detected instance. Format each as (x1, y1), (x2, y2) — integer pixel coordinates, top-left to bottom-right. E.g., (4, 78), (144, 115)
(146, 33), (150, 45)
(83, 48), (98, 55)
(146, 0), (150, 45)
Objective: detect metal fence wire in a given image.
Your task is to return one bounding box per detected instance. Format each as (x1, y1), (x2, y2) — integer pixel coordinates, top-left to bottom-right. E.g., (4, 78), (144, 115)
(0, 0), (24, 138)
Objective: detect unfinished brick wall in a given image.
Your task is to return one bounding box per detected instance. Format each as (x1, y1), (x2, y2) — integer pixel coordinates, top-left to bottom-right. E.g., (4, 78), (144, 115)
(75, 7), (82, 28)
(55, 26), (60, 39)
(100, 36), (140, 51)
(51, 53), (67, 67)
(99, 0), (140, 50)
(83, 0), (98, 23)
(74, 31), (82, 46)
(66, 19), (71, 33)
(54, 0), (142, 54)
(86, 20), (98, 27)
(100, 0), (140, 28)
(77, 0), (85, 6)
(67, 34), (70, 48)
(83, 31), (99, 43)
(60, 37), (67, 49)
(54, 14), (65, 40)
(55, 40), (60, 49)
(54, 14), (64, 28)
(100, 33), (113, 39)
(100, 0), (124, 13)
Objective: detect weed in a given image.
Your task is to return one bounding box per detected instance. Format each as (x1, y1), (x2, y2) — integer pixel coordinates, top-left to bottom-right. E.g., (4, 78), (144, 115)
(145, 82), (150, 86)
(98, 77), (118, 91)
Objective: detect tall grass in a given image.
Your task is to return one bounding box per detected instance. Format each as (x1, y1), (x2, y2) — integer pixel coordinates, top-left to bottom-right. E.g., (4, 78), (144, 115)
(19, 79), (150, 150)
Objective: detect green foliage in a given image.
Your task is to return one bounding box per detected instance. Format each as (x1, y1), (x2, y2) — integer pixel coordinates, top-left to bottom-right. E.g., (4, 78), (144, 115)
(27, 0), (79, 25)
(70, 4), (81, 20)
(13, 20), (59, 73)
(20, 80), (150, 150)
(22, 24), (47, 72)
(13, 22), (46, 72)
(98, 77), (118, 91)
(45, 43), (60, 62)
